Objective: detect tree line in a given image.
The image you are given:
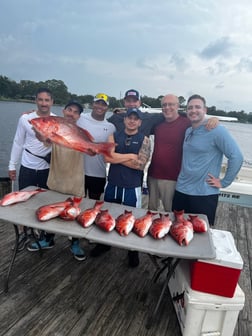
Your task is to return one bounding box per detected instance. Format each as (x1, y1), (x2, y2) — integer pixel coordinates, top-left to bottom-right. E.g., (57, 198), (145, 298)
(1, 75), (251, 123)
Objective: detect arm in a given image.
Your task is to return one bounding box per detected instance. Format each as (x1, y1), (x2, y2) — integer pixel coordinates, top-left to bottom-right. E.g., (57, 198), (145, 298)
(104, 134), (138, 164)
(122, 136), (151, 171)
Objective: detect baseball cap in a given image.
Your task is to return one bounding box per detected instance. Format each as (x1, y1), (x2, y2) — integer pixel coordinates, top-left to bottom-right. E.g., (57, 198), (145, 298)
(125, 108), (143, 120)
(64, 100), (83, 113)
(124, 89), (140, 100)
(93, 93), (109, 105)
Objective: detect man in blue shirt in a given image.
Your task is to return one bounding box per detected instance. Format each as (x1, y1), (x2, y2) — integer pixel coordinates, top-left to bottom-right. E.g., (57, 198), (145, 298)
(172, 94), (243, 225)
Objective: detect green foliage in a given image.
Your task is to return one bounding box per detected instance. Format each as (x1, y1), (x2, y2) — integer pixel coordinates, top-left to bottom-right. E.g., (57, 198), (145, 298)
(0, 75), (251, 123)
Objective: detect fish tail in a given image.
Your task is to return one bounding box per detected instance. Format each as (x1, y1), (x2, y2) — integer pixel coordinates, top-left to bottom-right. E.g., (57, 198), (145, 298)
(96, 142), (116, 157)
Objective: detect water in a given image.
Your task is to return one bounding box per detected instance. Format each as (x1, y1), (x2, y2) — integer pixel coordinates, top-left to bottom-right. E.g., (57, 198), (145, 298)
(0, 101), (251, 178)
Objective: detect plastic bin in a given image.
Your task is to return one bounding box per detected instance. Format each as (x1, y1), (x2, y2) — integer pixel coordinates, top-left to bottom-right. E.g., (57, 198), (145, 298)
(191, 229), (243, 297)
(168, 260), (245, 336)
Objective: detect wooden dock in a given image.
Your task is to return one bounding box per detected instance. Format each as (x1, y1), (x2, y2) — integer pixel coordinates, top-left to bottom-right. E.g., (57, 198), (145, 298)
(0, 201), (251, 336)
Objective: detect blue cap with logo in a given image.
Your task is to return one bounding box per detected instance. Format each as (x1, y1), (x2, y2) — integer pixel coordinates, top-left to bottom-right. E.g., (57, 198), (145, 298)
(125, 108), (143, 120)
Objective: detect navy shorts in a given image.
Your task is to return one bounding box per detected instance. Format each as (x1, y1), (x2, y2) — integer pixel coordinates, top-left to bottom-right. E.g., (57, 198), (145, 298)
(172, 190), (219, 226)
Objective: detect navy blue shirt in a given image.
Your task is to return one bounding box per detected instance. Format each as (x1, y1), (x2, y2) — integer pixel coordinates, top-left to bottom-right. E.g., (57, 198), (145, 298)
(108, 130), (145, 188)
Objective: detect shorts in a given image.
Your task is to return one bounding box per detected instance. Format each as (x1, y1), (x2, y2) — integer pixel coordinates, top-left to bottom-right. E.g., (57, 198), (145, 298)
(85, 175), (106, 197)
(104, 182), (142, 208)
(172, 190), (219, 226)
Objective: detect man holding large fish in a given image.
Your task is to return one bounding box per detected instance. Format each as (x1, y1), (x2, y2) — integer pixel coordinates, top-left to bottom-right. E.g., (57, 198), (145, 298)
(90, 108), (151, 267)
(8, 87), (55, 250)
(27, 101), (87, 261)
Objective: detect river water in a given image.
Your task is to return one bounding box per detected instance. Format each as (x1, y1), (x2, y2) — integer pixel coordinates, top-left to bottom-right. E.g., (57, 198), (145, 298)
(0, 101), (251, 178)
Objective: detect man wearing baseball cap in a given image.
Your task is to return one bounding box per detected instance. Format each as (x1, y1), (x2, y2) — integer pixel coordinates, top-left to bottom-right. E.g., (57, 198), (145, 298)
(108, 89), (164, 136)
(91, 106), (151, 267)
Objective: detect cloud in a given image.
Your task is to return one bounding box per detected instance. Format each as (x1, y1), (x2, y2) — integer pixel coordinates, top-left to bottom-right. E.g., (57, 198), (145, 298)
(199, 37), (234, 59)
(236, 57), (252, 72)
(215, 82), (225, 89)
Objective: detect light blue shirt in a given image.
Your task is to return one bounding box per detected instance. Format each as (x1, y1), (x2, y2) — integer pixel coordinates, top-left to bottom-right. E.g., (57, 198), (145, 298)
(176, 124), (243, 195)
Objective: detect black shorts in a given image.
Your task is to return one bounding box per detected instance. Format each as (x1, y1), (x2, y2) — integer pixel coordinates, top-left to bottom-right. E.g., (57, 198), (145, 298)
(172, 190), (219, 226)
(19, 165), (49, 190)
(85, 175), (106, 199)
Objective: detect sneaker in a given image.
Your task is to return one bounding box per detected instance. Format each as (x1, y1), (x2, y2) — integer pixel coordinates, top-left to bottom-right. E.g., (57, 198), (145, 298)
(128, 251), (139, 268)
(90, 244), (111, 257)
(27, 239), (55, 252)
(70, 240), (86, 261)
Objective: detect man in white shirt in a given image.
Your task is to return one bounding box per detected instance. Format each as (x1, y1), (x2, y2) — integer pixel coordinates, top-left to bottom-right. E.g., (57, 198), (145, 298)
(77, 93), (115, 200)
(8, 87), (55, 250)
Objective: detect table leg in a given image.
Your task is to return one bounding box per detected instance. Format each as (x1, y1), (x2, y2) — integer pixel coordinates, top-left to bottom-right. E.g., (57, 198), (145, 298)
(4, 224), (19, 293)
(146, 258), (181, 329)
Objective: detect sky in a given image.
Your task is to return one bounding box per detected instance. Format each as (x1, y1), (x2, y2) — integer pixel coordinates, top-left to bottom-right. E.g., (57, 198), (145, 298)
(1, 0), (252, 112)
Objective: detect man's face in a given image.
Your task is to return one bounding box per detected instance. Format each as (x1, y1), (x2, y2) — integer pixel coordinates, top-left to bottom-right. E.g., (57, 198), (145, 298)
(186, 98), (207, 125)
(161, 95), (179, 122)
(35, 92), (53, 115)
(124, 97), (141, 109)
(63, 105), (80, 123)
(124, 113), (142, 132)
(92, 100), (108, 120)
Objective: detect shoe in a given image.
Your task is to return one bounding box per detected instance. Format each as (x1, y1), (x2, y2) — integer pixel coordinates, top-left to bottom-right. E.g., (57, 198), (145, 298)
(128, 251), (139, 268)
(27, 239), (55, 252)
(90, 244), (111, 257)
(70, 240), (86, 261)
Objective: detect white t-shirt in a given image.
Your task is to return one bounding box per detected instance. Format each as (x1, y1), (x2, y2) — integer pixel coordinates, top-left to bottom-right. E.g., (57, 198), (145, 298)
(8, 111), (55, 171)
(77, 113), (116, 178)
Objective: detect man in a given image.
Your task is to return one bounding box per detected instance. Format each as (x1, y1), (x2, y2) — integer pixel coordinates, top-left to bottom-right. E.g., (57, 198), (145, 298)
(172, 94), (243, 225)
(91, 108), (151, 267)
(147, 94), (191, 211)
(27, 101), (86, 260)
(147, 94), (218, 212)
(108, 89), (164, 136)
(77, 93), (116, 200)
(8, 87), (55, 250)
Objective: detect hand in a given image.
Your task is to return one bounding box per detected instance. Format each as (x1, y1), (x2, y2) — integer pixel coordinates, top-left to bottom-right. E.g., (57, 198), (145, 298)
(206, 173), (222, 188)
(205, 117), (219, 130)
(8, 170), (16, 181)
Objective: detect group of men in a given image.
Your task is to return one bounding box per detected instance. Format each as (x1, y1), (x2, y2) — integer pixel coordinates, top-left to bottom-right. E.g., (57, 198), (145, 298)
(8, 87), (243, 268)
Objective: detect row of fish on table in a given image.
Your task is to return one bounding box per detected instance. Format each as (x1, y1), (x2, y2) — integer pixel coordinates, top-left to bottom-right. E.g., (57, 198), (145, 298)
(0, 188), (208, 246)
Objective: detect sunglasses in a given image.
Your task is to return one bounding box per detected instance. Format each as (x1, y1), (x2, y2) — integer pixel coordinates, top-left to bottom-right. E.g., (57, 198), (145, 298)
(125, 136), (132, 146)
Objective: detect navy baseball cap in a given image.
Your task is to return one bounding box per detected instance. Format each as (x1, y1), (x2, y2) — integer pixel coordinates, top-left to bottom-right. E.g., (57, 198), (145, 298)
(125, 108), (143, 119)
(124, 89), (140, 100)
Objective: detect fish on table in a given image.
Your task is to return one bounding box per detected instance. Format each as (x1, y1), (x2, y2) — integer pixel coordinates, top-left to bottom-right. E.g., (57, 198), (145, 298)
(149, 213), (172, 239)
(0, 188), (46, 206)
(115, 210), (135, 236)
(95, 209), (116, 232)
(133, 211), (155, 237)
(188, 214), (207, 233)
(76, 200), (104, 228)
(29, 116), (115, 156)
(36, 198), (73, 221)
(170, 209), (194, 246)
(59, 197), (83, 220)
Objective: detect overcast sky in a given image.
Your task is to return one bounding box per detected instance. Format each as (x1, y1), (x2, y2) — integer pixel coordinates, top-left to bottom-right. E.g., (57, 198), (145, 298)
(1, 0), (252, 112)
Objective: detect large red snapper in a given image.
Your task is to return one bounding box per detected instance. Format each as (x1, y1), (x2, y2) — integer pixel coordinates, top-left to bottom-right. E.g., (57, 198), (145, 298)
(76, 200), (104, 228)
(169, 222), (194, 246)
(29, 116), (115, 156)
(0, 188), (46, 206)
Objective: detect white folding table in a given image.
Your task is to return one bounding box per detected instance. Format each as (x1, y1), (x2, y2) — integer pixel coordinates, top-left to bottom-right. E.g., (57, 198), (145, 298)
(0, 187), (216, 327)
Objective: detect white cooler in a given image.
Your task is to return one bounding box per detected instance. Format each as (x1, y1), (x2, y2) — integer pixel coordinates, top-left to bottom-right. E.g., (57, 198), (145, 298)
(168, 260), (245, 336)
